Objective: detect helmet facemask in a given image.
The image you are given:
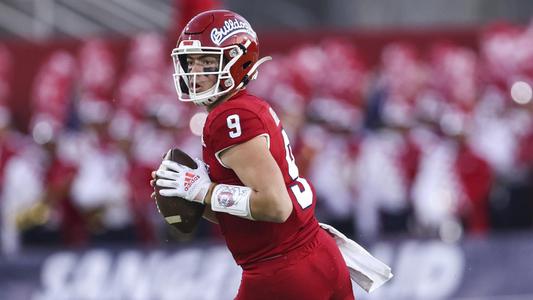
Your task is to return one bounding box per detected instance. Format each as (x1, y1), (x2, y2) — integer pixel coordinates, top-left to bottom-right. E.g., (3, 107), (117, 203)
(172, 40), (244, 106)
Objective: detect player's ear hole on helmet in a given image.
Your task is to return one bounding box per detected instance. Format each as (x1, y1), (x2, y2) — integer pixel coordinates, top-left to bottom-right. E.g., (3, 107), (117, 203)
(242, 61), (252, 70)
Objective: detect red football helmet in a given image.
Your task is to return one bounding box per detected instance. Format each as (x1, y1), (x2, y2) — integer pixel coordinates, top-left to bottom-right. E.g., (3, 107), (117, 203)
(172, 10), (271, 106)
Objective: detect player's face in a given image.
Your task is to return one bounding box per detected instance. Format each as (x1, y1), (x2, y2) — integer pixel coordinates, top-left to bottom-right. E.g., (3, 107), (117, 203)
(186, 54), (219, 93)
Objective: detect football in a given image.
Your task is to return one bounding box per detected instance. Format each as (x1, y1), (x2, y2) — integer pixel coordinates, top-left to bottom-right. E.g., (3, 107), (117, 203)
(154, 148), (206, 234)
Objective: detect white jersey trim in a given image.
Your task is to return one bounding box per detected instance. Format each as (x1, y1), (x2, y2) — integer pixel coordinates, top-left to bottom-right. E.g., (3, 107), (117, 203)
(214, 133), (270, 169)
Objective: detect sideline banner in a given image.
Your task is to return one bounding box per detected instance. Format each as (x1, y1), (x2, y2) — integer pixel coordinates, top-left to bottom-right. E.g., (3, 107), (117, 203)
(1, 232), (533, 300)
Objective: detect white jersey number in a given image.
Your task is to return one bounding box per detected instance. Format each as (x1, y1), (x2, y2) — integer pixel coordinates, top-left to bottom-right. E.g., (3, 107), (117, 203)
(290, 177), (313, 209)
(281, 129), (299, 180)
(271, 108), (313, 209)
(227, 114), (242, 138)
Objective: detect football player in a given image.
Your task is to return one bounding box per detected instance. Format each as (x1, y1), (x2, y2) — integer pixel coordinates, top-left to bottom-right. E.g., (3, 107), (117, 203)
(153, 10), (355, 299)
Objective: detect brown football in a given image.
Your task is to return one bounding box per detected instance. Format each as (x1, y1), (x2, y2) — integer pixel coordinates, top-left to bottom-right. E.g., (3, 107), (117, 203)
(154, 148), (206, 234)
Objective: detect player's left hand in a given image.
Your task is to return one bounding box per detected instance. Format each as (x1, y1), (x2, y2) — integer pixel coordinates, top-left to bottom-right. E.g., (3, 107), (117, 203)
(155, 158), (212, 204)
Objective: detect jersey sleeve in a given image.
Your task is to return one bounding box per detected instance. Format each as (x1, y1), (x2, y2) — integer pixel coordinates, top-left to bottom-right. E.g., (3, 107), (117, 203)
(207, 107), (267, 154)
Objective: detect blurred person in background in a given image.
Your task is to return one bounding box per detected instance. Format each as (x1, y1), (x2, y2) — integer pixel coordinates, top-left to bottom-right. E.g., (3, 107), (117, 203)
(354, 43), (424, 240)
(302, 40), (367, 238)
(2, 50), (85, 253)
(1, 132), (45, 255)
(409, 43), (493, 238)
(435, 44), (493, 235)
(117, 32), (173, 119)
(70, 99), (135, 243)
(25, 116), (84, 246)
(0, 44), (36, 255)
(516, 98), (533, 199)
(78, 38), (117, 105)
(0, 44), (16, 186)
(472, 24), (533, 229)
(152, 9), (392, 300)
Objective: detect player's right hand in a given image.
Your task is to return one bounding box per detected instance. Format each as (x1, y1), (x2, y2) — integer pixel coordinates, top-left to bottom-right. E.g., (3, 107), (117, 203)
(155, 158), (212, 204)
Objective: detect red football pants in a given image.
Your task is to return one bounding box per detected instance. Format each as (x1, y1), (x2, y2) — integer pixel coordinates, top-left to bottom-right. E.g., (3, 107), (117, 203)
(235, 228), (355, 300)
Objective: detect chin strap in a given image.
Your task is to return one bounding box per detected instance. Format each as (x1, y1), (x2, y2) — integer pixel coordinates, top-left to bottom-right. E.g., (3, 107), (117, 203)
(249, 56), (273, 80)
(197, 56), (273, 106)
(235, 56), (273, 90)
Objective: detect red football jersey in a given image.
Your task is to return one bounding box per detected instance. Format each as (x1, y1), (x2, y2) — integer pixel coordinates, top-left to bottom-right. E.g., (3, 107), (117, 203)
(202, 90), (319, 265)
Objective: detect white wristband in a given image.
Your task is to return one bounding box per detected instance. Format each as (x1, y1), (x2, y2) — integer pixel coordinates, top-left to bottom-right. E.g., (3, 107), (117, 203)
(211, 184), (254, 220)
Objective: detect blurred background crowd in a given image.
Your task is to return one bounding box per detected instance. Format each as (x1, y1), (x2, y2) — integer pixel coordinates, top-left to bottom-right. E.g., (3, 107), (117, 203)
(0, 0), (532, 255)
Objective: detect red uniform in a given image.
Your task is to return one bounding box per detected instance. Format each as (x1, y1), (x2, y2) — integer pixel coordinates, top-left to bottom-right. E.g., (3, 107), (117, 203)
(202, 90), (354, 299)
